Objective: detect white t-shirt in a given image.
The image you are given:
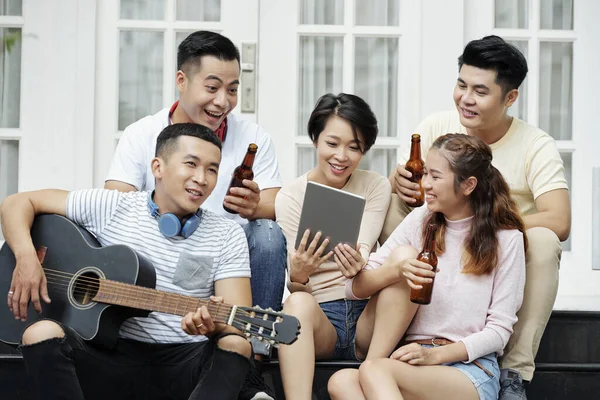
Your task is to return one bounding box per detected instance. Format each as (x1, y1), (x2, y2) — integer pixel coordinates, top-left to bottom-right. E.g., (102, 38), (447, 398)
(66, 189), (251, 344)
(106, 109), (282, 225)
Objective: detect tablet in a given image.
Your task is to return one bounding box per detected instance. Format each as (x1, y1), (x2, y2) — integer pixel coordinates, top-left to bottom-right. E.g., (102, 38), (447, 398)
(294, 181), (366, 255)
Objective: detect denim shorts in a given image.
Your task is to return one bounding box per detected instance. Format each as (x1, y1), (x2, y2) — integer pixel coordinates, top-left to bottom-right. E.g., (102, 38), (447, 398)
(420, 344), (500, 400)
(320, 299), (368, 360)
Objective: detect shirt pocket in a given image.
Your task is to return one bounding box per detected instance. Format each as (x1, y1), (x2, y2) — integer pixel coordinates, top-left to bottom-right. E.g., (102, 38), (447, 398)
(172, 252), (214, 291)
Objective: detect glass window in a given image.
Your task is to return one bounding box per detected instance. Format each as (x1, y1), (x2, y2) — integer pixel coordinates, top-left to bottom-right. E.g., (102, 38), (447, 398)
(355, 0), (399, 26)
(118, 30), (163, 130)
(0, 0), (22, 16)
(539, 42), (572, 141)
(299, 0), (344, 25)
(354, 37), (398, 137)
(0, 140), (19, 240)
(176, 0), (220, 22)
(120, 0), (165, 20)
(0, 27), (21, 128)
(540, 0), (573, 30)
(507, 40), (528, 121)
(358, 148), (397, 177)
(297, 36), (343, 136)
(297, 146), (316, 176)
(495, 0), (528, 29)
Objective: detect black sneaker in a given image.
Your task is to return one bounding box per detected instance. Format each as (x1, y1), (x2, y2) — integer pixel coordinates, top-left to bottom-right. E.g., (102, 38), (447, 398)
(239, 361), (276, 400)
(499, 368), (527, 400)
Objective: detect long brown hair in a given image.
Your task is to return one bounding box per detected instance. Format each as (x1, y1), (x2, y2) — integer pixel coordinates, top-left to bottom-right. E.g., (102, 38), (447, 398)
(422, 134), (526, 275)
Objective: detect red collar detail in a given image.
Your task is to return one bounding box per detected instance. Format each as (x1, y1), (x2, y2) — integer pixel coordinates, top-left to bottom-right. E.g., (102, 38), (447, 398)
(168, 101), (227, 142)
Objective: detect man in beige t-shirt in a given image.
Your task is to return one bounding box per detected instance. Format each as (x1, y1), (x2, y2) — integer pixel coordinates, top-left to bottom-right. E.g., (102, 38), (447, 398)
(387, 36), (571, 400)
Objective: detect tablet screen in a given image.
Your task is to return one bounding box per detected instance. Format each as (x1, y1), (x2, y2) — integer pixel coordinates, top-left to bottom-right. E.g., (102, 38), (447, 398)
(294, 181), (366, 255)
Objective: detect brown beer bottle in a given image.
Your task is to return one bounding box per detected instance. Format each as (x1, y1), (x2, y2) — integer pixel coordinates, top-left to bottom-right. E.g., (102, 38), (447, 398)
(405, 134), (425, 207)
(410, 223), (438, 305)
(223, 143), (258, 214)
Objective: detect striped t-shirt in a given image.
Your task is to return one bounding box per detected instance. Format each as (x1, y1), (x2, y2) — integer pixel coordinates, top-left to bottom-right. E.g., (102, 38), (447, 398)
(66, 189), (251, 343)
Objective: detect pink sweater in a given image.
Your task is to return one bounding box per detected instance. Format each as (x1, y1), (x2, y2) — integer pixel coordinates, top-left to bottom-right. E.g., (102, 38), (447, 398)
(346, 205), (526, 362)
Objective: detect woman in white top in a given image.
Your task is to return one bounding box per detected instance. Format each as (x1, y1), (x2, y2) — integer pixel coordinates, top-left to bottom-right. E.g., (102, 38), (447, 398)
(328, 134), (527, 400)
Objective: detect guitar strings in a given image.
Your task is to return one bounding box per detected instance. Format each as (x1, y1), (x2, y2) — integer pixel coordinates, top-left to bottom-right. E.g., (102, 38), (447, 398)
(41, 276), (276, 337)
(41, 270), (239, 321)
(36, 268), (279, 337)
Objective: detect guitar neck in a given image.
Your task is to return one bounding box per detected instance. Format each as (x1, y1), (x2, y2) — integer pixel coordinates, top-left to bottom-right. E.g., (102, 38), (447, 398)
(92, 279), (235, 325)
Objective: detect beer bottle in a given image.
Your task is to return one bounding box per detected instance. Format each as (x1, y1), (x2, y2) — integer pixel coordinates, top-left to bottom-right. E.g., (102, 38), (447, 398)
(410, 223), (438, 305)
(405, 134), (425, 207)
(223, 143), (258, 214)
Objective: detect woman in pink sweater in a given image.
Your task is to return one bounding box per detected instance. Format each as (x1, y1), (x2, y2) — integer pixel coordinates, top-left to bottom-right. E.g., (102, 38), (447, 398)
(328, 134), (527, 400)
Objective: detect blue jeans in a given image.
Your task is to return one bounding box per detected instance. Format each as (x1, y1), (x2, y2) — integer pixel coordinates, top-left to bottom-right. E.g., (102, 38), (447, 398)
(320, 299), (369, 360)
(243, 219), (286, 311)
(420, 344), (501, 400)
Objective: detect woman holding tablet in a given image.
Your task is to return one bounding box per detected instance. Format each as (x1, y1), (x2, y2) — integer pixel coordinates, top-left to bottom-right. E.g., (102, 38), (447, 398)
(275, 93), (405, 400)
(328, 134), (527, 400)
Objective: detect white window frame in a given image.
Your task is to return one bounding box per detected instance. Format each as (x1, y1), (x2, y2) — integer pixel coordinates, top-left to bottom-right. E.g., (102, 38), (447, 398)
(258, 0), (424, 183)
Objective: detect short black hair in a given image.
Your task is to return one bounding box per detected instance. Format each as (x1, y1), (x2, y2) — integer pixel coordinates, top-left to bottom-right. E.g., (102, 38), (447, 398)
(177, 31), (240, 75)
(307, 93), (378, 153)
(458, 35), (528, 95)
(155, 123), (222, 160)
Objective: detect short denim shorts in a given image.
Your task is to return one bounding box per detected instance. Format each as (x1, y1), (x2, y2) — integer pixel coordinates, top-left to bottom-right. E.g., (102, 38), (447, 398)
(319, 299), (368, 361)
(420, 344), (500, 400)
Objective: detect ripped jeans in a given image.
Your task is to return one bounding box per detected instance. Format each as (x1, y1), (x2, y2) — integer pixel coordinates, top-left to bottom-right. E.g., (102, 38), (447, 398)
(19, 323), (250, 400)
(244, 219), (287, 311)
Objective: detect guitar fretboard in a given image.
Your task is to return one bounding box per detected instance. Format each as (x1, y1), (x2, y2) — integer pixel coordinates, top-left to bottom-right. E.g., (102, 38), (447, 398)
(92, 279), (234, 324)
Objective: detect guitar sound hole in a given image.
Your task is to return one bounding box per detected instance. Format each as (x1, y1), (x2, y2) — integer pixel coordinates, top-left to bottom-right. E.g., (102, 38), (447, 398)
(72, 272), (100, 305)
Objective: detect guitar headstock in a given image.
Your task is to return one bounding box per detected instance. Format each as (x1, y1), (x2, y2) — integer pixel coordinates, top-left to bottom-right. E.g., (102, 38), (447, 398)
(232, 306), (301, 346)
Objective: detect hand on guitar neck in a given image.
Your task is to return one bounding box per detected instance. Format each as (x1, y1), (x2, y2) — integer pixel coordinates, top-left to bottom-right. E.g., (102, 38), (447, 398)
(181, 295), (224, 337)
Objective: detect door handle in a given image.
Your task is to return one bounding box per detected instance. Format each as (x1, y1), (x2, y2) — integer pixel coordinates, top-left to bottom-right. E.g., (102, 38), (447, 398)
(241, 42), (256, 113)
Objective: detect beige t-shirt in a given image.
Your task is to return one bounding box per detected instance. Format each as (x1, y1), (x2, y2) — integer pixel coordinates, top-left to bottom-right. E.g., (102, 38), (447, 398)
(400, 111), (568, 216)
(275, 169), (391, 303)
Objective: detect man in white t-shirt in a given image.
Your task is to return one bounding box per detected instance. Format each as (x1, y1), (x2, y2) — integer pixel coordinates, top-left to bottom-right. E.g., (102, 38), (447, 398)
(105, 30), (286, 348)
(387, 36), (571, 400)
(2, 123), (254, 399)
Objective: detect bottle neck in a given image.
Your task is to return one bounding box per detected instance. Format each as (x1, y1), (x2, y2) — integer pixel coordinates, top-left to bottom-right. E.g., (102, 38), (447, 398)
(240, 151), (257, 169)
(422, 224), (437, 253)
(409, 138), (422, 160)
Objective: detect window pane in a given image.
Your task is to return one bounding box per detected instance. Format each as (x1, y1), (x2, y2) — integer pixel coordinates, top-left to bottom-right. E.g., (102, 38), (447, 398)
(297, 147), (316, 176)
(561, 152), (572, 251)
(120, 0), (165, 20)
(0, 0), (22, 16)
(495, 0), (528, 29)
(176, 0), (220, 21)
(298, 36), (343, 136)
(299, 0), (344, 25)
(358, 148), (397, 177)
(355, 0), (399, 26)
(0, 140), (18, 241)
(0, 27), (21, 128)
(539, 42), (572, 141)
(355, 37), (398, 137)
(540, 0), (573, 30)
(507, 40), (528, 121)
(119, 31), (163, 130)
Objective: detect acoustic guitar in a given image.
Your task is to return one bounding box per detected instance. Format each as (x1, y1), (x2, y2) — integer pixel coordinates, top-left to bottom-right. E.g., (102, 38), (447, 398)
(0, 214), (300, 347)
